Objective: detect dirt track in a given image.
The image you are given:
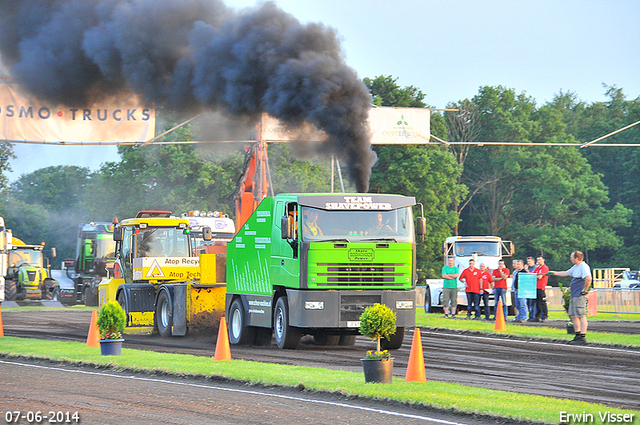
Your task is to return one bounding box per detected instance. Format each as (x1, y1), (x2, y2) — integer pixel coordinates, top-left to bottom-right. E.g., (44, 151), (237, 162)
(2, 308), (640, 411)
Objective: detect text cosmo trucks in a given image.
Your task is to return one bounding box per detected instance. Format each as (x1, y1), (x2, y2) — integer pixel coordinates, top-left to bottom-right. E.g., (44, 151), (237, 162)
(226, 194), (425, 350)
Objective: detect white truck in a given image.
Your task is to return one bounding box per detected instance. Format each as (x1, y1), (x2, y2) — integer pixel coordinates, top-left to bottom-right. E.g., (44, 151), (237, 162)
(424, 236), (514, 313)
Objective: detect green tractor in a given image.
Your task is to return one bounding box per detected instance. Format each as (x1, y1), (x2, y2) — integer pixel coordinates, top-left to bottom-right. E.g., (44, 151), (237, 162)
(4, 237), (60, 302)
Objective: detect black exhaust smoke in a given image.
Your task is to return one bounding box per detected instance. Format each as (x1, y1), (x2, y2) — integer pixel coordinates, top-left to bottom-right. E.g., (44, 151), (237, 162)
(0, 0), (376, 191)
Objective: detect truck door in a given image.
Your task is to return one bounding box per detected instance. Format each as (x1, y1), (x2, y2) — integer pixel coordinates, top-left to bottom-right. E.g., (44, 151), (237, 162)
(271, 201), (300, 287)
(121, 227), (134, 284)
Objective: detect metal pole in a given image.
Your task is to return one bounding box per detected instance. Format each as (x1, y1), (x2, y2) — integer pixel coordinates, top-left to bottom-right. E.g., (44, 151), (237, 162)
(336, 158), (345, 193)
(331, 155), (335, 193)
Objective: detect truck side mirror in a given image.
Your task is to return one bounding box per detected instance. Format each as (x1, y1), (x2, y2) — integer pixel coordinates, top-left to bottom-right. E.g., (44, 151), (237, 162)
(416, 217), (426, 236)
(281, 216), (292, 239)
(113, 226), (124, 242)
(202, 226), (213, 241)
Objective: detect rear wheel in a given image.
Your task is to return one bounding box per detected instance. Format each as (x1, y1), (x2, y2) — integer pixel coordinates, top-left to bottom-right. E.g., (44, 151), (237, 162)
(43, 279), (57, 300)
(4, 280), (17, 301)
(313, 333), (340, 346)
(116, 291), (128, 324)
(338, 334), (357, 346)
(274, 296), (301, 349)
(228, 298), (254, 345)
(424, 287), (432, 313)
(380, 326), (405, 350)
(155, 290), (173, 338)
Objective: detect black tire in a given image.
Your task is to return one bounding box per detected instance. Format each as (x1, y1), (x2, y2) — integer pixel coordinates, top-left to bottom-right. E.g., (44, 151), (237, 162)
(5, 280), (17, 301)
(155, 290), (173, 338)
(228, 298), (254, 345)
(253, 327), (273, 346)
(84, 287), (98, 307)
(274, 296), (301, 349)
(424, 287), (432, 313)
(51, 287), (60, 302)
(338, 334), (357, 346)
(43, 279), (57, 300)
(116, 290), (128, 323)
(380, 326), (405, 350)
(313, 333), (340, 345)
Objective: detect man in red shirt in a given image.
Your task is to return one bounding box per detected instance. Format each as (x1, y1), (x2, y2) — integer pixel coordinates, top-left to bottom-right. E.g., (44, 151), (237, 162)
(533, 256), (550, 322)
(459, 259), (481, 320)
(479, 263), (493, 319)
(492, 259), (510, 320)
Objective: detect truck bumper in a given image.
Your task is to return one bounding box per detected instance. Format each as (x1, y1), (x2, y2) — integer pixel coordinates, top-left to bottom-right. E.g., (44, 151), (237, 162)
(287, 289), (416, 329)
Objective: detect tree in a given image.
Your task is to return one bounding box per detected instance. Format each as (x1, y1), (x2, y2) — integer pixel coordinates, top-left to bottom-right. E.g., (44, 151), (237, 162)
(0, 142), (15, 195)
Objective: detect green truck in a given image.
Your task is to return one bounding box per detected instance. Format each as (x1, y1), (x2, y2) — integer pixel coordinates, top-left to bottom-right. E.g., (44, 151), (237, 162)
(226, 193), (424, 350)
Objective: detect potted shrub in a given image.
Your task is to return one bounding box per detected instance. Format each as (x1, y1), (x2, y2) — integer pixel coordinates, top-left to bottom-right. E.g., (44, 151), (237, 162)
(359, 303), (396, 383)
(97, 301), (126, 355)
(558, 283), (574, 334)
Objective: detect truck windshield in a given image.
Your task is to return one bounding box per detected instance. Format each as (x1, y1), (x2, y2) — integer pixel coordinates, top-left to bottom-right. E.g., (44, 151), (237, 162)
(301, 207), (414, 243)
(96, 235), (116, 260)
(136, 228), (190, 257)
(454, 241), (500, 257)
(10, 249), (43, 267)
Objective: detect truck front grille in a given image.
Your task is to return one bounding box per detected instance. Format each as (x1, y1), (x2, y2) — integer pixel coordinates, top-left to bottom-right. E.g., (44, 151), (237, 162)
(315, 263), (404, 287)
(27, 271), (37, 282)
(340, 293), (382, 321)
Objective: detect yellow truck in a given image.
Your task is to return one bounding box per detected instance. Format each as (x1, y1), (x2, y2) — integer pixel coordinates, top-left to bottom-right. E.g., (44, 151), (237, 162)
(98, 211), (226, 337)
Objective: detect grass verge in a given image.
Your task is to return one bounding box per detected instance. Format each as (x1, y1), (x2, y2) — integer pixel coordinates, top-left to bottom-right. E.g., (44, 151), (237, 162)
(0, 337), (638, 424)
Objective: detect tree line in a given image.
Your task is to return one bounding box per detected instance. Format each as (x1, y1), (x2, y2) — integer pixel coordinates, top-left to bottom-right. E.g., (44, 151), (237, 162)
(1, 76), (638, 280)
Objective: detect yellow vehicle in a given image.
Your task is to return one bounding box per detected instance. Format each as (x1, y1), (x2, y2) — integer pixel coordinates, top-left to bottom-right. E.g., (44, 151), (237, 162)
(99, 211), (226, 337)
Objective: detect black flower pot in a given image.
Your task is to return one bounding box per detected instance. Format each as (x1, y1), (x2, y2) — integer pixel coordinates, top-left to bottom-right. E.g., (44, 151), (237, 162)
(566, 323), (575, 335)
(99, 339), (124, 356)
(361, 358), (394, 384)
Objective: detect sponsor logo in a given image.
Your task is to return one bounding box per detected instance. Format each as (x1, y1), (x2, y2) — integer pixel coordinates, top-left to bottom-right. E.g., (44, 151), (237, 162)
(348, 248), (375, 261)
(325, 196), (392, 210)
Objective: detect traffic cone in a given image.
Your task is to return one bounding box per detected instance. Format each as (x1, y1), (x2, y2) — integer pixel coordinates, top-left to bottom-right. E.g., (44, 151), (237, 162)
(405, 328), (426, 382)
(494, 300), (507, 332)
(0, 306), (4, 337)
(214, 316), (231, 361)
(86, 309), (100, 347)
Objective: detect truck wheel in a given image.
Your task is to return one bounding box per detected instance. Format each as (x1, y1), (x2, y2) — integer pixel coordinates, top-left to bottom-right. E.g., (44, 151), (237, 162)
(43, 279), (57, 300)
(380, 327), (405, 350)
(338, 334), (357, 346)
(84, 287), (97, 307)
(274, 296), (301, 349)
(116, 291), (128, 321)
(424, 287), (432, 313)
(155, 290), (173, 338)
(228, 298), (254, 345)
(4, 280), (17, 301)
(50, 287), (60, 302)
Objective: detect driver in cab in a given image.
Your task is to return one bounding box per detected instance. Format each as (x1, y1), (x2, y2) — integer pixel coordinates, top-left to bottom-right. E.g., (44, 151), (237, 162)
(303, 209), (323, 237)
(138, 229), (165, 257)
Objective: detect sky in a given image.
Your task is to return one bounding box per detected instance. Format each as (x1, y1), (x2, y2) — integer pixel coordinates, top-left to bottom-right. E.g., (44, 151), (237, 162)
(4, 0), (640, 181)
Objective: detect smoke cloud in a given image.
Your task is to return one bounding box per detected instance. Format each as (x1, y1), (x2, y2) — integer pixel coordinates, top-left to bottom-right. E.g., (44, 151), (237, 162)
(0, 0), (376, 191)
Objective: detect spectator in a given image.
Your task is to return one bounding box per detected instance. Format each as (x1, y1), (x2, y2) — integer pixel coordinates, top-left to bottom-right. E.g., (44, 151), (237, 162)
(512, 260), (528, 322)
(525, 256), (538, 321)
(492, 259), (509, 320)
(548, 251), (592, 345)
(479, 263), (492, 320)
(533, 256), (550, 322)
(441, 257), (459, 318)
(460, 259), (481, 320)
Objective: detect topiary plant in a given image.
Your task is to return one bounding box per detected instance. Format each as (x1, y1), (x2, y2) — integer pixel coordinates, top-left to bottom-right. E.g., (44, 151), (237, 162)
(359, 303), (396, 358)
(97, 301), (126, 340)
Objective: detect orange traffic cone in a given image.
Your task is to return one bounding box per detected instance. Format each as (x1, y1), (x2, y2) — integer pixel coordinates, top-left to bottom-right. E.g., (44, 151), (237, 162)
(86, 309), (100, 347)
(214, 316), (231, 361)
(0, 306), (4, 337)
(405, 328), (426, 382)
(494, 300), (507, 332)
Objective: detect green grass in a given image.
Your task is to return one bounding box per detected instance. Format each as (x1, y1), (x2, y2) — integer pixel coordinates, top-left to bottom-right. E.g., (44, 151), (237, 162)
(416, 310), (640, 346)
(0, 337), (638, 424)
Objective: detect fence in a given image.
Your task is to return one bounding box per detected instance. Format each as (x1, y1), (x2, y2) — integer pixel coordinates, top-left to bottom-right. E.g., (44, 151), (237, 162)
(546, 287), (640, 316)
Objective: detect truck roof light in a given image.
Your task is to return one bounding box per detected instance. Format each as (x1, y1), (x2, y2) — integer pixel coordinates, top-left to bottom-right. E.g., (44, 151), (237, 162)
(139, 223), (147, 229)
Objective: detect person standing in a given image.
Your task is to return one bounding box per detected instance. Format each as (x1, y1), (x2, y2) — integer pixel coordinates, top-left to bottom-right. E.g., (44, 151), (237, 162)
(459, 259), (481, 320)
(479, 263), (493, 320)
(441, 257), (460, 318)
(512, 260), (528, 322)
(525, 257), (538, 321)
(492, 259), (509, 320)
(548, 251), (592, 345)
(533, 256), (550, 322)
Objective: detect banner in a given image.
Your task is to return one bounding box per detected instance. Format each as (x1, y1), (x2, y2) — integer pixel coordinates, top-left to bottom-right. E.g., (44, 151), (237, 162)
(260, 106), (431, 144)
(0, 81), (155, 143)
(518, 273), (537, 299)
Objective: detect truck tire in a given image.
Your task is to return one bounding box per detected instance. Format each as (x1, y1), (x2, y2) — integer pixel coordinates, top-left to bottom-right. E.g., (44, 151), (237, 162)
(43, 279), (58, 300)
(313, 333), (340, 345)
(84, 287), (98, 307)
(50, 287), (60, 302)
(116, 291), (128, 321)
(380, 326), (404, 350)
(338, 334), (357, 346)
(4, 280), (17, 301)
(228, 298), (254, 345)
(274, 296), (301, 349)
(155, 290), (173, 338)
(424, 287), (432, 313)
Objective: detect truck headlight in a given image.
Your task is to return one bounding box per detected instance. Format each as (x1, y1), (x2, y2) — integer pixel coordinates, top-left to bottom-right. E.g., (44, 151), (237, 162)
(304, 301), (324, 310)
(396, 300), (414, 309)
